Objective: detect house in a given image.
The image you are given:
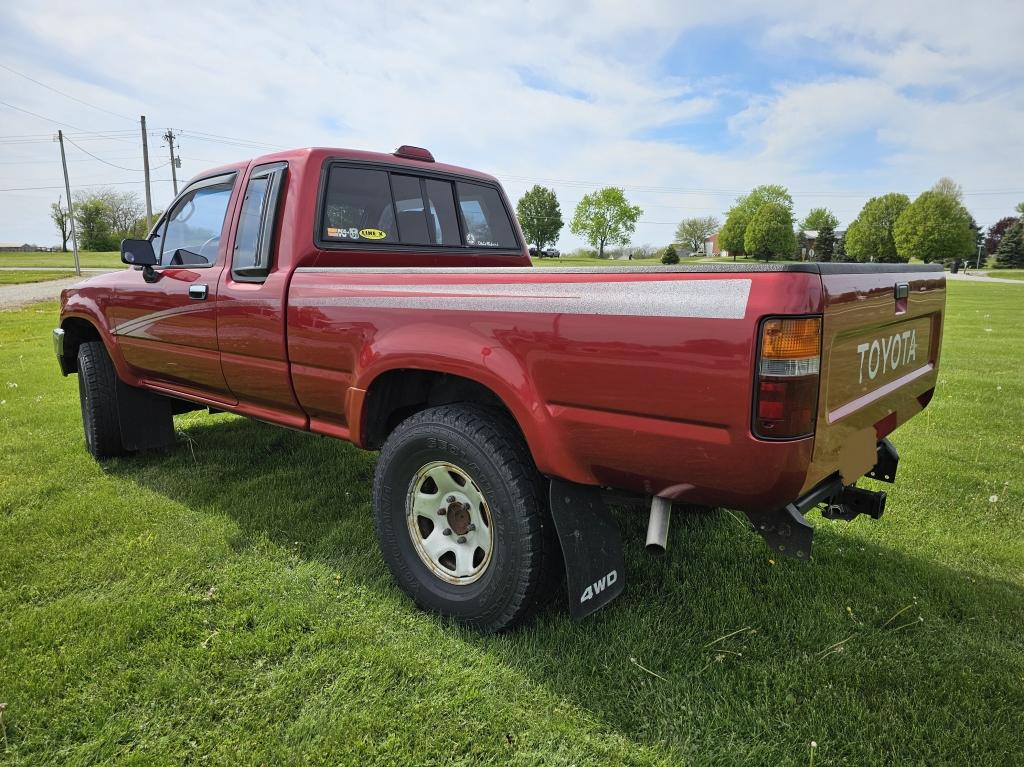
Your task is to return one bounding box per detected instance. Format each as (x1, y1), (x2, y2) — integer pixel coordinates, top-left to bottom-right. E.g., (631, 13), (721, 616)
(797, 230), (845, 261)
(703, 233), (720, 256)
(0, 242), (46, 252)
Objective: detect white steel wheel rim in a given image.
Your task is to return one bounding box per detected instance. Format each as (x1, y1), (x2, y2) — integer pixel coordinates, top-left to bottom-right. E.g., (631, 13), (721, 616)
(406, 460), (494, 585)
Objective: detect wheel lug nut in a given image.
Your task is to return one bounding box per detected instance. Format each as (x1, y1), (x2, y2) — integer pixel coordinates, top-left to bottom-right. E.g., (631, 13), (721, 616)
(446, 495), (456, 503)
(438, 508), (447, 515)
(467, 523), (476, 531)
(456, 536), (467, 544)
(442, 528), (452, 536)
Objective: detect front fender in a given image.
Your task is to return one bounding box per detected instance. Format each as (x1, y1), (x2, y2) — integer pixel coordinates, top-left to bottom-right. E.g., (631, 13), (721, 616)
(60, 293), (140, 387)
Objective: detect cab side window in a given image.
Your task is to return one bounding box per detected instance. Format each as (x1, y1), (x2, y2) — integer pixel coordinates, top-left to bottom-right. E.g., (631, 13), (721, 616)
(160, 179), (234, 267)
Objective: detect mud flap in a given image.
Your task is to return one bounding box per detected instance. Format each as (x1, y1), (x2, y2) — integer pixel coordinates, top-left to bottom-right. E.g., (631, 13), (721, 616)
(549, 479), (626, 619)
(116, 378), (176, 451)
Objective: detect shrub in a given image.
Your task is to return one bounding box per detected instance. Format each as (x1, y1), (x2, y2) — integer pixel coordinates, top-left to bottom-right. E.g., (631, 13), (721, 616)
(661, 244), (680, 265)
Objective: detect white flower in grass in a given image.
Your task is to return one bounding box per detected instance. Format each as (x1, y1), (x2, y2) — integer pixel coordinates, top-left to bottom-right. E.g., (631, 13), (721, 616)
(989, 495), (998, 503)
(5, 382), (16, 389)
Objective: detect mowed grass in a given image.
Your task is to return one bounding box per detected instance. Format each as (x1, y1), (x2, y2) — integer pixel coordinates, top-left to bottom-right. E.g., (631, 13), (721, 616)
(979, 268), (1024, 281)
(0, 251), (123, 269)
(0, 271), (73, 286)
(1, 282), (1022, 766)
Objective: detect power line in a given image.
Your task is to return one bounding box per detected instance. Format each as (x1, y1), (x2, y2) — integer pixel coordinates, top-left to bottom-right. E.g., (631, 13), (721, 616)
(0, 62), (136, 122)
(63, 135), (145, 172)
(0, 179), (174, 192)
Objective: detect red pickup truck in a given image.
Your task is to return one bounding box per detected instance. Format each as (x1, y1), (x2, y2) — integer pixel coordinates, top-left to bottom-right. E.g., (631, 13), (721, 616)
(54, 145), (946, 631)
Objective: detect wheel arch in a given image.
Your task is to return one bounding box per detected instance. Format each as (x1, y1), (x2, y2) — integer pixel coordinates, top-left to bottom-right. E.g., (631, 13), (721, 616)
(360, 367), (528, 449)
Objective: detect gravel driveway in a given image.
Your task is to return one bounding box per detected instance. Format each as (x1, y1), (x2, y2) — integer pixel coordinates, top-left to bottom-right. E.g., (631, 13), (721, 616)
(0, 276), (87, 311)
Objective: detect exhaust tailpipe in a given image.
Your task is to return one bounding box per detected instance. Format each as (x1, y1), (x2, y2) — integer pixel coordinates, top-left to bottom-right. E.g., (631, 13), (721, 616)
(645, 496), (672, 555)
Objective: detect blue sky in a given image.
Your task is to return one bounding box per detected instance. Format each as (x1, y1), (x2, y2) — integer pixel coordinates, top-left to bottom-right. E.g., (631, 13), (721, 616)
(1, 0), (1022, 248)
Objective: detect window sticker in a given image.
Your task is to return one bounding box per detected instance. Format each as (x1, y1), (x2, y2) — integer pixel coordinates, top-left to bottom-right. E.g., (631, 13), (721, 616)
(326, 226), (360, 239)
(359, 228), (387, 240)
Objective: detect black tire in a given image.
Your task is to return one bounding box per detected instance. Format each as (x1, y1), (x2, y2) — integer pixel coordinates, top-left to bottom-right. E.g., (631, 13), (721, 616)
(77, 341), (126, 459)
(372, 404), (561, 632)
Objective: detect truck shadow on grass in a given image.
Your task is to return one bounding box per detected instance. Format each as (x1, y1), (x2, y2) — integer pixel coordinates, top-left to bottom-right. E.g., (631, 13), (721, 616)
(110, 413), (1024, 763)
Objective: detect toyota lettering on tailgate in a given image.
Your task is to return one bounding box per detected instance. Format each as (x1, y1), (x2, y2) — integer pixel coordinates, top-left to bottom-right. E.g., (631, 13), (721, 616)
(856, 329), (918, 384)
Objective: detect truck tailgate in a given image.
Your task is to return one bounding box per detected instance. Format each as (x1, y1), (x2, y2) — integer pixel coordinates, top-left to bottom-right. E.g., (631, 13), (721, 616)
(804, 265), (945, 490)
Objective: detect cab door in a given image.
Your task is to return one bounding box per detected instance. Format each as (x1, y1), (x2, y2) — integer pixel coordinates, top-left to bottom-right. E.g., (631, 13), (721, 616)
(216, 162), (306, 428)
(107, 172), (238, 402)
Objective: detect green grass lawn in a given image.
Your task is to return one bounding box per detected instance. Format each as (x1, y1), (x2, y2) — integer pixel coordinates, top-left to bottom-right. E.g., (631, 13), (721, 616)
(978, 268), (1024, 281)
(0, 251), (122, 269)
(0, 271), (76, 286)
(1, 282), (1022, 765)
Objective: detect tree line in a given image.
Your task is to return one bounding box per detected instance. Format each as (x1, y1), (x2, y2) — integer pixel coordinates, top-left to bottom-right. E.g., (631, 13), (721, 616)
(50, 189), (155, 252)
(514, 178), (1024, 268)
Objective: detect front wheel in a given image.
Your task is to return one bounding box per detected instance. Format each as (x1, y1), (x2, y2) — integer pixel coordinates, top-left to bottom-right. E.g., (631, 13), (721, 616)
(372, 404), (560, 632)
(76, 341), (126, 459)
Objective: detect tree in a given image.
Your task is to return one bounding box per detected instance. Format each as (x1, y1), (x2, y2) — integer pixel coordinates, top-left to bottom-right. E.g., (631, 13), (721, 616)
(516, 185), (562, 257)
(50, 196), (71, 252)
(74, 198), (116, 251)
(661, 244), (679, 264)
(718, 206), (751, 259)
(893, 190), (975, 264)
(816, 223), (837, 262)
(74, 188), (143, 236)
(931, 176), (964, 203)
(719, 184), (793, 258)
(569, 187), (642, 259)
(844, 193), (911, 262)
(986, 216), (1020, 255)
(799, 207), (839, 232)
(994, 221), (1024, 268)
(1017, 201), (1024, 217)
(675, 215), (718, 254)
(743, 202), (796, 261)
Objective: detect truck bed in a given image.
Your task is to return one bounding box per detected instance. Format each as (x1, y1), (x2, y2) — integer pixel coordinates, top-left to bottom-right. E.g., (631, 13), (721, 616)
(286, 262), (944, 512)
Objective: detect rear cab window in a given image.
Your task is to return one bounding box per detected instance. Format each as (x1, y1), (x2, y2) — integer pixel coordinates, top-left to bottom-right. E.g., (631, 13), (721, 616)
(318, 163), (519, 251)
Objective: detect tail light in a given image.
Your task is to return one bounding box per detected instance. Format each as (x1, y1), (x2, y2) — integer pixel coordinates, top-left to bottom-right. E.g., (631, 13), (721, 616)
(754, 317), (821, 439)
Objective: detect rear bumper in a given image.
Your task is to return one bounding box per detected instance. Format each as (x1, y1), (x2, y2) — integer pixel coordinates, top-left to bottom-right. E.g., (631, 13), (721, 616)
(744, 439), (896, 560)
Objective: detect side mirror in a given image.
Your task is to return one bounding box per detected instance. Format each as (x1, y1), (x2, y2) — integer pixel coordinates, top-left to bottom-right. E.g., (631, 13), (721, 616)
(121, 238), (157, 266)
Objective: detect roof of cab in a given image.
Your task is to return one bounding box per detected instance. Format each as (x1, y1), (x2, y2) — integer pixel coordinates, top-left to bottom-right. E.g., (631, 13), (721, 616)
(185, 147), (500, 188)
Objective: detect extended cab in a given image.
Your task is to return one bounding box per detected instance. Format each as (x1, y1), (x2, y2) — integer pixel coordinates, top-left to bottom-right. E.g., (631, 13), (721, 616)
(54, 145), (945, 630)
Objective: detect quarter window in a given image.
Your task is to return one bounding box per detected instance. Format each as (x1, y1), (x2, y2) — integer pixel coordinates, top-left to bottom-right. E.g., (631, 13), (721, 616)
(233, 162), (287, 281)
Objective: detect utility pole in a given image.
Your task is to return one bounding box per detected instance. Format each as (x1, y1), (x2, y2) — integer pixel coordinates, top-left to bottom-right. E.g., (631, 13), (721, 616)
(56, 130), (81, 277)
(163, 129), (179, 195)
(140, 115), (153, 230)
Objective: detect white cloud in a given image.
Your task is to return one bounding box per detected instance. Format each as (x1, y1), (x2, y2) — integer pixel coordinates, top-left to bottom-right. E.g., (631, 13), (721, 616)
(0, 0), (1022, 248)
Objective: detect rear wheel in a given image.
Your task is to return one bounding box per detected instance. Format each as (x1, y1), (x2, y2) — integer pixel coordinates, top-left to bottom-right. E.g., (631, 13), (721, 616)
(77, 341), (125, 459)
(372, 404), (560, 632)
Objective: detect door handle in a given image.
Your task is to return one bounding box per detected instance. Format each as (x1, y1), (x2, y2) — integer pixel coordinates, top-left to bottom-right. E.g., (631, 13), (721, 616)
(189, 284), (208, 300)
